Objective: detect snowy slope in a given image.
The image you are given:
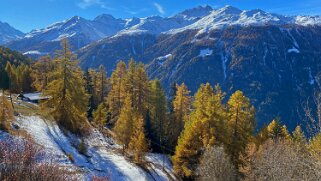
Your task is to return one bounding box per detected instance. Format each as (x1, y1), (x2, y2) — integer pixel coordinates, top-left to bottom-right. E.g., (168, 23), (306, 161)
(167, 5), (321, 34)
(114, 5), (213, 37)
(14, 116), (173, 181)
(24, 15), (125, 42)
(0, 21), (24, 44)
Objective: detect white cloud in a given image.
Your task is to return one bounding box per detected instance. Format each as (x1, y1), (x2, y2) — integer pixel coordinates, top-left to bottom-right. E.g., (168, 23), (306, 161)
(153, 2), (165, 14)
(77, 0), (106, 9)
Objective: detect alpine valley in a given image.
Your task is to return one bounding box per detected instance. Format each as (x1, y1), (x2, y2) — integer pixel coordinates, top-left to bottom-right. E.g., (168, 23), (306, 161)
(2, 5), (321, 130)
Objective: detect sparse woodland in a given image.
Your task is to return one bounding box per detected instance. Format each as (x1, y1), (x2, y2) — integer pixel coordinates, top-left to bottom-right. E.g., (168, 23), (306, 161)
(1, 39), (321, 180)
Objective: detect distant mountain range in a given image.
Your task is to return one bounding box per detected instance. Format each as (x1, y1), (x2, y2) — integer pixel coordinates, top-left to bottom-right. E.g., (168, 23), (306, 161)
(0, 21), (24, 44)
(1, 5), (321, 56)
(1, 5), (321, 130)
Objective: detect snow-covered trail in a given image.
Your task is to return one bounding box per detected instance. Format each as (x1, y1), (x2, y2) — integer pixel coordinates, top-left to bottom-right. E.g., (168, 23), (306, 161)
(15, 116), (173, 181)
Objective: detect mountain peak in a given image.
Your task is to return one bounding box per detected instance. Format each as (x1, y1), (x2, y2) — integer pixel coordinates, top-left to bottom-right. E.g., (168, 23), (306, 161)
(0, 21), (24, 44)
(218, 5), (242, 14)
(94, 14), (117, 22)
(178, 5), (213, 19)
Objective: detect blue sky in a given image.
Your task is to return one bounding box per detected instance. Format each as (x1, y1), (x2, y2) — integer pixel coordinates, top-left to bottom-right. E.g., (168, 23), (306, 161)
(1, 0), (320, 32)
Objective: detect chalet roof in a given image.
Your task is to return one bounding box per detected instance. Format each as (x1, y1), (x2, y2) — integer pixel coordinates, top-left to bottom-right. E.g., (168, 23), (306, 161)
(18, 92), (49, 101)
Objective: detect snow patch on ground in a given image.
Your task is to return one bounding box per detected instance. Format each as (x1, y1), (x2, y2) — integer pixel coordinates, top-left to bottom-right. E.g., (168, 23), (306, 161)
(13, 116), (174, 181)
(23, 50), (42, 55)
(157, 54), (172, 61)
(288, 47), (300, 54)
(199, 48), (213, 57)
(308, 68), (315, 85)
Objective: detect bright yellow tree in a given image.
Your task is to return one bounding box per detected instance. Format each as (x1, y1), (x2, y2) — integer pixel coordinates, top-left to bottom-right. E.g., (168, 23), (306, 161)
(42, 39), (89, 134)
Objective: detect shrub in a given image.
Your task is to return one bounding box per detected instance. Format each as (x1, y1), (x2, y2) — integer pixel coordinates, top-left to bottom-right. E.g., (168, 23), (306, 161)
(197, 146), (237, 181)
(0, 138), (78, 181)
(246, 139), (321, 180)
(67, 153), (74, 163)
(78, 140), (87, 155)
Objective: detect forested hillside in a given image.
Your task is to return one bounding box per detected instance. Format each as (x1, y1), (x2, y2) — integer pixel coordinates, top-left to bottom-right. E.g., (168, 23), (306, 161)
(1, 40), (321, 180)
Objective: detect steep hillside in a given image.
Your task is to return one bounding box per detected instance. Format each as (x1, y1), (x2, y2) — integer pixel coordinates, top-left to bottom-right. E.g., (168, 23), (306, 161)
(146, 25), (321, 130)
(79, 24), (321, 131)
(0, 46), (32, 67)
(0, 113), (175, 180)
(0, 21), (24, 44)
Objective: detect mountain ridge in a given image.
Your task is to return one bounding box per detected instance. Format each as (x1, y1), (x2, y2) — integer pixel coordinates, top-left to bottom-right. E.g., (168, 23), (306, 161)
(4, 5), (321, 56)
(0, 21), (24, 45)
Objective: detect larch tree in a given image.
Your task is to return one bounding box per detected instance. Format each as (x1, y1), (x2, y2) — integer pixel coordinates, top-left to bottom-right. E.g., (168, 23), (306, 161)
(113, 96), (135, 152)
(308, 134), (321, 162)
(292, 125), (306, 145)
(93, 65), (108, 106)
(128, 113), (149, 163)
(226, 90), (255, 168)
(169, 83), (191, 150)
(93, 103), (108, 130)
(172, 83), (226, 178)
(42, 39), (89, 134)
(173, 83), (191, 132)
(125, 61), (149, 115)
(31, 56), (55, 91)
(267, 119), (291, 140)
(107, 61), (127, 123)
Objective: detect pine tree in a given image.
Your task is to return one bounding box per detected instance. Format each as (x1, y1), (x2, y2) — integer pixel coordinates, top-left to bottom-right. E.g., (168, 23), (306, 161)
(128, 113), (149, 163)
(84, 69), (95, 118)
(42, 39), (89, 134)
(107, 61), (127, 122)
(96, 65), (108, 105)
(226, 90), (255, 168)
(5, 62), (19, 93)
(93, 103), (108, 130)
(168, 82), (177, 114)
(148, 80), (167, 151)
(19, 64), (34, 92)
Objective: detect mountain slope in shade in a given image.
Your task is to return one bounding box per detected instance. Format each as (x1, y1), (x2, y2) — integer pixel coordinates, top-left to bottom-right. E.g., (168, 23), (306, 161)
(0, 21), (24, 44)
(79, 24), (321, 132)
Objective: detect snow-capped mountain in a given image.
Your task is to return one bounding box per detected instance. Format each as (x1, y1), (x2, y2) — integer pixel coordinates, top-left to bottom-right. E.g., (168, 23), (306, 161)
(25, 15), (125, 42)
(115, 5), (213, 36)
(77, 6), (321, 132)
(5, 5), (321, 57)
(0, 21), (24, 44)
(6, 15), (127, 55)
(167, 5), (317, 34)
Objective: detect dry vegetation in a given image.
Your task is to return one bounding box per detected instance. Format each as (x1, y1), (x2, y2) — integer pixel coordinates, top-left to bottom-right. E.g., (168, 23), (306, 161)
(0, 137), (80, 181)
